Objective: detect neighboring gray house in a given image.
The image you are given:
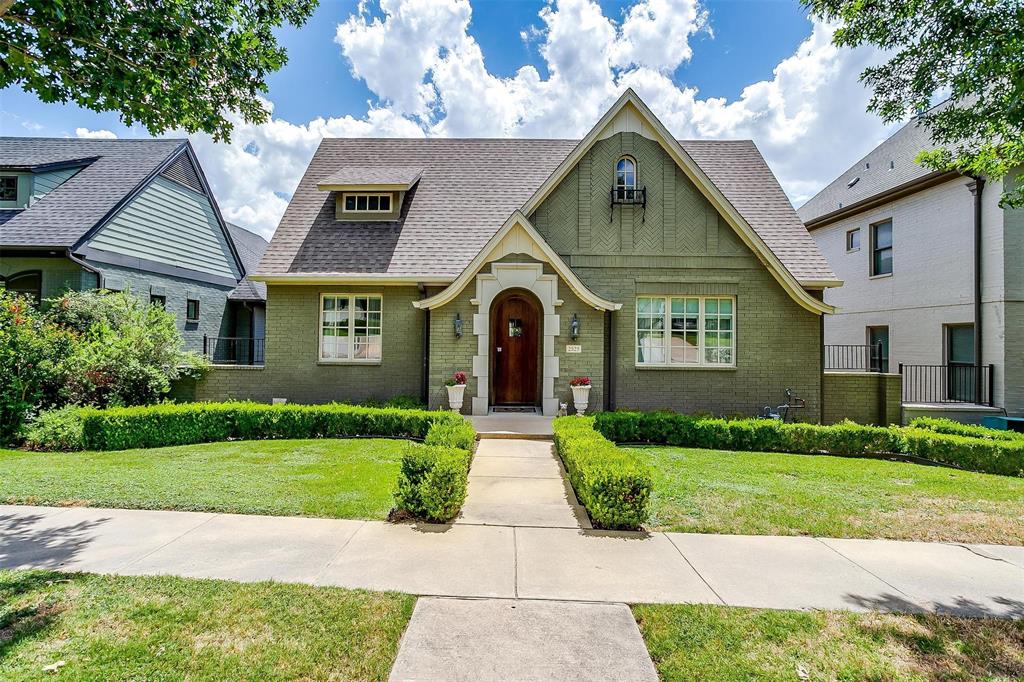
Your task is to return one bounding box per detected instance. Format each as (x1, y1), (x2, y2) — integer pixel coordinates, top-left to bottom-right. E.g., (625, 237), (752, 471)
(800, 116), (1023, 420)
(0, 137), (267, 360)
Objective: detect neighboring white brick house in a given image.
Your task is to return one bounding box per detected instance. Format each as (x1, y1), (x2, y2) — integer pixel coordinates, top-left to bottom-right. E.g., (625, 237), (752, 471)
(800, 116), (1023, 418)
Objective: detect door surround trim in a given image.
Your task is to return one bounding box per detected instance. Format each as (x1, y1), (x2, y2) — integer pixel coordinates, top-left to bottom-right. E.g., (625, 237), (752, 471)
(471, 262), (561, 416)
(489, 288), (541, 407)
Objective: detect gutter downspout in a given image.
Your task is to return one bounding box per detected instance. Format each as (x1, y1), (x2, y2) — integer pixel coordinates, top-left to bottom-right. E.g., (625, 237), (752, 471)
(968, 178), (985, 404)
(418, 283), (430, 406)
(66, 250), (102, 289)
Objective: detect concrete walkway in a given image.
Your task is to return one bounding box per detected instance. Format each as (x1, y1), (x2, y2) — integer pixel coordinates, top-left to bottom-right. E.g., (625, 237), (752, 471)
(456, 439), (590, 529)
(2, 503), (1022, 618)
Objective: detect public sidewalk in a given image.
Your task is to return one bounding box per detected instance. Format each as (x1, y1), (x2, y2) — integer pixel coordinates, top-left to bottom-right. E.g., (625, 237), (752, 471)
(2, 503), (1022, 618)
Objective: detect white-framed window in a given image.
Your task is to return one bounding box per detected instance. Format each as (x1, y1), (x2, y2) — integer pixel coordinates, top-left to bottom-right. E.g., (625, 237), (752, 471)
(319, 294), (383, 362)
(636, 296), (735, 367)
(615, 156), (637, 191)
(341, 192), (393, 213)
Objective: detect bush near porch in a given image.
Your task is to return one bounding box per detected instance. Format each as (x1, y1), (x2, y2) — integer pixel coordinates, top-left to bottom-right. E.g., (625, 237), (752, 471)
(552, 416), (653, 530)
(594, 411), (1024, 477)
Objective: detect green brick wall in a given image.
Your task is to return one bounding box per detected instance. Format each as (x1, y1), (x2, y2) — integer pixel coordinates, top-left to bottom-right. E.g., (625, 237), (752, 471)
(183, 284), (426, 404)
(823, 372), (902, 425)
(529, 131), (824, 421)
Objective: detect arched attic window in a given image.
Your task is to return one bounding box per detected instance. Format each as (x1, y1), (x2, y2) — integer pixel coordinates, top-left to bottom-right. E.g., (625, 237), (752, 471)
(615, 156), (637, 200)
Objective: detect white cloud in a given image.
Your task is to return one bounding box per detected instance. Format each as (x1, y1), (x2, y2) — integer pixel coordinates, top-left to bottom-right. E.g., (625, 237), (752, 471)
(75, 127), (118, 139)
(190, 0), (893, 236)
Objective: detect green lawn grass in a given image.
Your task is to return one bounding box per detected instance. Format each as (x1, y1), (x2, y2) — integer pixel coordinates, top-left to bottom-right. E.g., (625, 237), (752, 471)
(630, 446), (1024, 544)
(0, 439), (405, 519)
(0, 570), (414, 681)
(634, 603), (1024, 682)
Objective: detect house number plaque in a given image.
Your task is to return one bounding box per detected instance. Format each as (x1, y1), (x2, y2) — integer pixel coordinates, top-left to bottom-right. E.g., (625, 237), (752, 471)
(565, 344), (582, 353)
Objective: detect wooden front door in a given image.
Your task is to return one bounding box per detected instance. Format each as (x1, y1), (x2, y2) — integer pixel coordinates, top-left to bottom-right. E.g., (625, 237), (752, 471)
(490, 291), (540, 405)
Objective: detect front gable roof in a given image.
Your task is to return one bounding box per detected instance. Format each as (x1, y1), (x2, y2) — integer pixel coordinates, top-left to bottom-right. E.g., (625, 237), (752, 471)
(256, 90), (837, 313)
(414, 211), (620, 311)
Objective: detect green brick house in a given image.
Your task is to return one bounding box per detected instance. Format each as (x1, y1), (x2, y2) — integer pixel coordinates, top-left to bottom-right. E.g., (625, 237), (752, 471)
(0, 137), (268, 359)
(199, 90), (841, 420)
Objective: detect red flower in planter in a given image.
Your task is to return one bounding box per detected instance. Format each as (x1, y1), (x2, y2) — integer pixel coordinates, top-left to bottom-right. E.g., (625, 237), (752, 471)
(452, 371), (467, 385)
(570, 376), (591, 387)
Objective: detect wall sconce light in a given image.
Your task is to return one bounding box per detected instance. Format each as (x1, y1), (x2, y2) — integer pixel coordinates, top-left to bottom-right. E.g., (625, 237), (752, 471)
(569, 313), (580, 340)
(454, 313), (463, 338)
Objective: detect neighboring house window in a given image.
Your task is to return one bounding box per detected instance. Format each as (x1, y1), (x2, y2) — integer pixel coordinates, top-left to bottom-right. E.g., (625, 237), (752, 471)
(867, 326), (889, 373)
(1, 270), (42, 305)
(186, 298), (200, 322)
(342, 193), (392, 213)
(320, 294), (382, 362)
(614, 156), (637, 201)
(846, 228), (860, 252)
(870, 220), (893, 276)
(0, 176), (17, 202)
(150, 295), (166, 308)
(636, 296), (735, 367)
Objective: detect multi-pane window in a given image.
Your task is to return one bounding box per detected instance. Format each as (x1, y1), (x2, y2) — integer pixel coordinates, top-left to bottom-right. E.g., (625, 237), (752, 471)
(636, 296), (735, 367)
(342, 193), (392, 213)
(320, 294), (382, 362)
(871, 220), (893, 275)
(615, 156), (637, 191)
(0, 176), (17, 202)
(846, 228), (860, 252)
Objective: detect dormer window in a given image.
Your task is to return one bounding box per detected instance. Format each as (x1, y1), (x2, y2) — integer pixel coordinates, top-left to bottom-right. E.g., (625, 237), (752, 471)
(343, 192), (392, 213)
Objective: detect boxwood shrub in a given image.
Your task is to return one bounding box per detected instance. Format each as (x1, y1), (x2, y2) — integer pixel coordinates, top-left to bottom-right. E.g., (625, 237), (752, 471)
(394, 443), (472, 523)
(553, 416), (652, 530)
(69, 401), (467, 451)
(594, 411), (1024, 477)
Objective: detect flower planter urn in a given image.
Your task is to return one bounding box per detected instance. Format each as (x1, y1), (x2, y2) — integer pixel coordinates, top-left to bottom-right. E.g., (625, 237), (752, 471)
(446, 383), (466, 411)
(571, 384), (591, 414)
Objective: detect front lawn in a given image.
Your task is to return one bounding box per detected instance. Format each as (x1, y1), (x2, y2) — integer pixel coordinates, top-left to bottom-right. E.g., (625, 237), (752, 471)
(634, 602), (1024, 681)
(0, 439), (404, 519)
(631, 446), (1024, 544)
(0, 570), (414, 681)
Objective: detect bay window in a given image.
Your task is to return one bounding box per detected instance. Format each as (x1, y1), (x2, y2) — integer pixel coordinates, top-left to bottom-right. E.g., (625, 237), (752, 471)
(636, 296), (735, 367)
(320, 294), (382, 362)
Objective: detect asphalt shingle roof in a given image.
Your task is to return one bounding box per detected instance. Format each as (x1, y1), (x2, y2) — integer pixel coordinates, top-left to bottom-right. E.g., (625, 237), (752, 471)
(0, 137), (185, 247)
(797, 117), (941, 225)
(226, 222), (269, 301)
(259, 137), (834, 283)
(318, 166), (423, 188)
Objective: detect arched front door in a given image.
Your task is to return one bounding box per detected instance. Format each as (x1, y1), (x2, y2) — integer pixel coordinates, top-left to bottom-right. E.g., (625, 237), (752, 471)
(490, 290), (540, 406)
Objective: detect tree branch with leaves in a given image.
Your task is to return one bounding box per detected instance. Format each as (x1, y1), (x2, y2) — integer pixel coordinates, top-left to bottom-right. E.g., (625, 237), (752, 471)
(804, 0), (1024, 205)
(0, 0), (318, 141)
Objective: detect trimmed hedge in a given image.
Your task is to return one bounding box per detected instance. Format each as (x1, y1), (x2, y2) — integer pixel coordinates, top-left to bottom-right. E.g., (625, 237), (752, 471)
(553, 416), (653, 530)
(394, 443), (472, 522)
(594, 411), (1024, 477)
(68, 401), (466, 451)
(909, 416), (1024, 442)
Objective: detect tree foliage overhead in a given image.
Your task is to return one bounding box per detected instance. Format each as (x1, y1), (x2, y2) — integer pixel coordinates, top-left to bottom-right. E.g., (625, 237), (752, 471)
(804, 0), (1024, 205)
(0, 0), (317, 140)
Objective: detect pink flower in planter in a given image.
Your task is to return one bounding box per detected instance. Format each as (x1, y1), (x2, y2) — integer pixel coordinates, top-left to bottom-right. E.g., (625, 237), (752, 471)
(450, 371), (467, 385)
(570, 376), (591, 387)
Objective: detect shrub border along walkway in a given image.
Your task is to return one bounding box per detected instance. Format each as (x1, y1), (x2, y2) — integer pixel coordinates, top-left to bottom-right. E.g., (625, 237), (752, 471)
(552, 416), (652, 530)
(594, 412), (1024, 477)
(28, 402), (477, 524)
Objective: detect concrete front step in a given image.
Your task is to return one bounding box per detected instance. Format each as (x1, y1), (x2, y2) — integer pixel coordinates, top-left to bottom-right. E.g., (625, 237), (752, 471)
(457, 502), (591, 529)
(388, 597), (658, 682)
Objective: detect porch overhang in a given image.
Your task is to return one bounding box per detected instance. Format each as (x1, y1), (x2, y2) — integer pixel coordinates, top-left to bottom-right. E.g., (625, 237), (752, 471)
(413, 210), (621, 312)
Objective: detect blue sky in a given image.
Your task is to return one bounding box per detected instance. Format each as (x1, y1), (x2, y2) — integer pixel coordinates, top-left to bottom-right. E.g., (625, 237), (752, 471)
(0, 0), (890, 236)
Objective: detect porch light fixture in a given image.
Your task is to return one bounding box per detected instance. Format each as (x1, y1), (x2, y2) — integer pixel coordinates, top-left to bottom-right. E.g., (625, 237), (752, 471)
(569, 314), (580, 340)
(454, 313), (463, 338)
